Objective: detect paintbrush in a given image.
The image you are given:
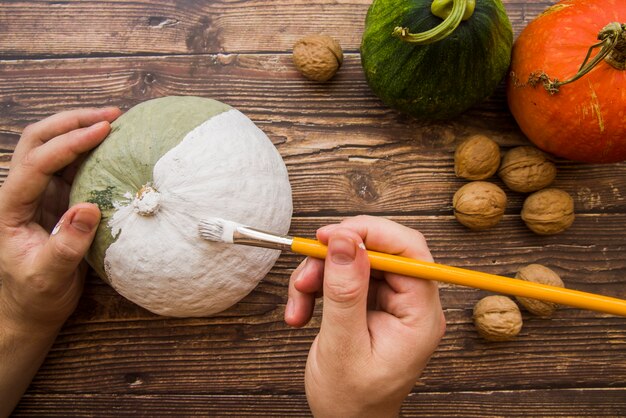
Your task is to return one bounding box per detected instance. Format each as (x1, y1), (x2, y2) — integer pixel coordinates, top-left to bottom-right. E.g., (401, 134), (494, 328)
(198, 217), (626, 317)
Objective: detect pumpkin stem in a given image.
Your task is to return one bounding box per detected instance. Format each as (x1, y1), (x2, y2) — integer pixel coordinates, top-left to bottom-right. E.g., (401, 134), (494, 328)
(540, 22), (625, 94)
(133, 184), (161, 216)
(392, 0), (470, 45)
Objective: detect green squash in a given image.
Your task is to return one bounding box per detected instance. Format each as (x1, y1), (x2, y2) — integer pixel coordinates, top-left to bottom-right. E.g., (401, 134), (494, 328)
(70, 96), (293, 317)
(360, 0), (513, 119)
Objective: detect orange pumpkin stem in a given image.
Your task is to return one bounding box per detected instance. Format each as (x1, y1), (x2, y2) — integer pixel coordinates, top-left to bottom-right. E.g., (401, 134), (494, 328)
(537, 22), (625, 94)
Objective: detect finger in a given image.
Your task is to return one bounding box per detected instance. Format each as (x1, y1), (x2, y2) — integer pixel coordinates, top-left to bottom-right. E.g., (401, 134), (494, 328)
(316, 223), (340, 237)
(1, 121), (112, 224)
(372, 280), (445, 351)
(14, 107), (121, 157)
(320, 216), (444, 327)
(319, 228), (371, 348)
(33, 203), (101, 284)
(58, 152), (90, 184)
(318, 215), (433, 262)
(285, 258), (316, 327)
(318, 215), (434, 295)
(293, 257), (325, 294)
(285, 257), (324, 327)
(375, 271), (443, 331)
(376, 281), (424, 319)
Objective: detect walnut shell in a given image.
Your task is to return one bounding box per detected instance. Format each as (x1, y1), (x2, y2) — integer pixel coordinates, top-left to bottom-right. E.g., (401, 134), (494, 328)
(454, 135), (501, 180)
(473, 295), (523, 341)
(453, 181), (507, 230)
(515, 264), (564, 317)
(521, 188), (575, 235)
(498, 146), (557, 193)
(292, 35), (343, 82)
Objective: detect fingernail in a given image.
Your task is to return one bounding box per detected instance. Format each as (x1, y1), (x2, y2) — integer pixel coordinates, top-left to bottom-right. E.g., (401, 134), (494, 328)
(317, 224), (339, 236)
(318, 224), (336, 232)
(294, 258), (308, 285)
(89, 121), (109, 130)
(329, 237), (357, 265)
(51, 218), (64, 235)
(71, 208), (99, 233)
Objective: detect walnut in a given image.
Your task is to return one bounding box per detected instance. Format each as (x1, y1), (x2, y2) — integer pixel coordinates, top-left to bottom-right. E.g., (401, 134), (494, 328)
(473, 295), (523, 341)
(292, 35), (343, 82)
(521, 188), (575, 235)
(515, 264), (564, 317)
(498, 146), (557, 193)
(453, 181), (507, 230)
(454, 135), (501, 180)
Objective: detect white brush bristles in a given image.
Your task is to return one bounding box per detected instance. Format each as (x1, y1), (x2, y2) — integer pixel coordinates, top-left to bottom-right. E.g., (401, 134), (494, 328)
(198, 217), (240, 244)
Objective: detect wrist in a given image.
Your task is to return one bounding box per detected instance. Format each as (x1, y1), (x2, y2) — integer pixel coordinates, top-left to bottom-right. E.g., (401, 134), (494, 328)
(0, 294), (64, 342)
(0, 295), (63, 418)
(306, 383), (404, 418)
(308, 399), (401, 418)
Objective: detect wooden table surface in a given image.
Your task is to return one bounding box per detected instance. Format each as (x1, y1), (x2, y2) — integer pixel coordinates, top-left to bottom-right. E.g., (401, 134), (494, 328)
(2, 0), (626, 416)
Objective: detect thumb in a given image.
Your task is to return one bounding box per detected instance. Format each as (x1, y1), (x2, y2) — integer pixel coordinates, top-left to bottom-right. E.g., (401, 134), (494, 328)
(37, 203), (101, 280)
(320, 229), (370, 347)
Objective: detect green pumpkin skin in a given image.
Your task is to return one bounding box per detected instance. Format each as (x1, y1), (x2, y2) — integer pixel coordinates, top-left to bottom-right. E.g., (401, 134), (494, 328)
(69, 96), (231, 282)
(361, 0), (513, 120)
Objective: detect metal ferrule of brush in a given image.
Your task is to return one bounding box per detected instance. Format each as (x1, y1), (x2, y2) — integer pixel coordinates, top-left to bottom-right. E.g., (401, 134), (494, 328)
(233, 226), (294, 251)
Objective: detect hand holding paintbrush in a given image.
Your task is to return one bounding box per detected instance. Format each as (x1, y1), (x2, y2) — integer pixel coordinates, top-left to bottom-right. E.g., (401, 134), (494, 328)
(205, 215), (446, 417)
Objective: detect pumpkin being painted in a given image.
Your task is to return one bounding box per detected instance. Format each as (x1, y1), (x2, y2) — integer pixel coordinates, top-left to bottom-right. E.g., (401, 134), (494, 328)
(69, 96), (293, 317)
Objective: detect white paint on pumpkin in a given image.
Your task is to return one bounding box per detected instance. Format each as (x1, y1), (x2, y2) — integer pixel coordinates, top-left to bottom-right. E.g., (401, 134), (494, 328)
(104, 109), (292, 317)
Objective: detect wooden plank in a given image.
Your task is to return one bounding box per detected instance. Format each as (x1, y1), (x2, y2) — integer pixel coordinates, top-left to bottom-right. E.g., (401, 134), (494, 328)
(29, 302), (625, 395)
(2, 0), (624, 415)
(18, 214), (625, 395)
(13, 389), (626, 417)
(2, 56), (625, 215)
(0, 0), (556, 57)
(25, 315), (626, 394)
(0, 55), (521, 132)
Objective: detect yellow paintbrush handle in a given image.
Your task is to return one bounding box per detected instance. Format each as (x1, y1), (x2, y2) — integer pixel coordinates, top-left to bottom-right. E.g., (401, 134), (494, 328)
(291, 237), (626, 317)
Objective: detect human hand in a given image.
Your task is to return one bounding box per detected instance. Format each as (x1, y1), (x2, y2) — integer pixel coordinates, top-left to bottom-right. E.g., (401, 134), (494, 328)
(0, 107), (121, 334)
(285, 215), (446, 417)
(0, 107), (121, 415)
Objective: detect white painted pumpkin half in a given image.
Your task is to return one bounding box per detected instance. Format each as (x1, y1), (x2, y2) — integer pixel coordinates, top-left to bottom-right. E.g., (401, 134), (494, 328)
(69, 96), (293, 317)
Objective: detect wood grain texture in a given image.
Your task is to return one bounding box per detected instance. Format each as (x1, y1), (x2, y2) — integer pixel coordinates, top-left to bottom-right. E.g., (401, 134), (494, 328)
(2, 0), (626, 416)
(0, 0), (554, 57)
(13, 215), (626, 402)
(14, 390), (626, 417)
(2, 56), (626, 216)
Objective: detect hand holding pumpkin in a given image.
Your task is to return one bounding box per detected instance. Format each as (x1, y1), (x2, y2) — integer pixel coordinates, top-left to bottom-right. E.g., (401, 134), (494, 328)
(285, 216), (445, 417)
(0, 107), (121, 416)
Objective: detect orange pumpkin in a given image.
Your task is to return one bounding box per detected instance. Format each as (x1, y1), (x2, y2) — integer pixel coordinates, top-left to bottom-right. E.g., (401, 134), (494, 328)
(507, 0), (626, 163)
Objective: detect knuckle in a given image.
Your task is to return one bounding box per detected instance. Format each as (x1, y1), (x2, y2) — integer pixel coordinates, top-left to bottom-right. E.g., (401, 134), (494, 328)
(439, 323), (447, 341)
(52, 239), (82, 264)
(20, 149), (38, 170)
(438, 312), (447, 339)
(411, 229), (427, 245)
(27, 272), (52, 294)
(325, 278), (362, 305)
(20, 123), (37, 139)
(17, 266), (54, 295)
(353, 214), (373, 223)
(346, 214), (370, 226)
(290, 259), (307, 281)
